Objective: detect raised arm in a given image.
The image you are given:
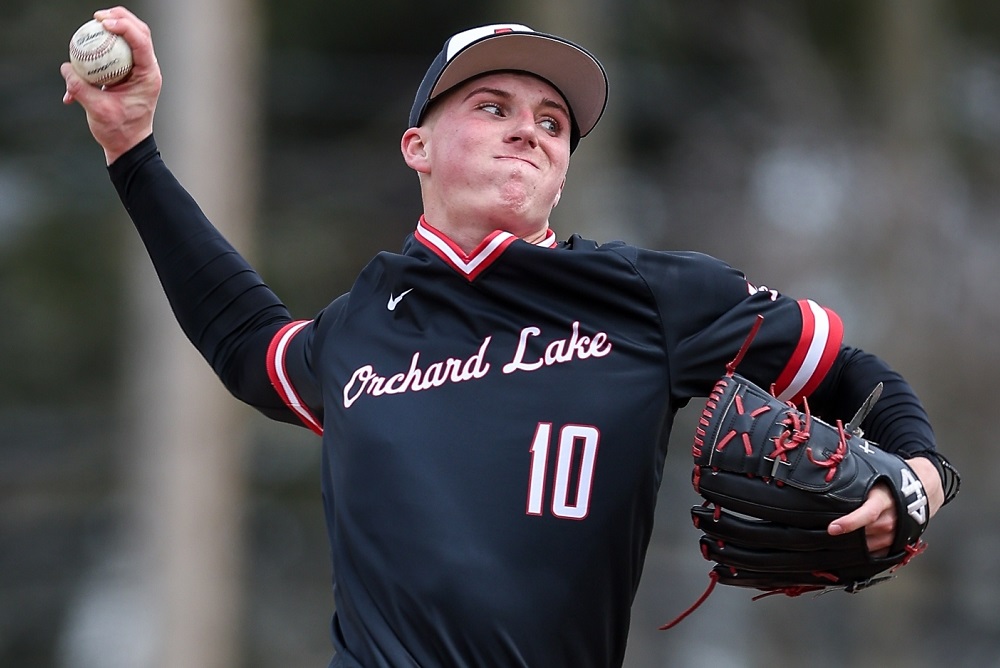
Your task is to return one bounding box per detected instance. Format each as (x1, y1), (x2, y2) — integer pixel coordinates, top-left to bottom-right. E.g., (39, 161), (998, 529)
(60, 7), (306, 426)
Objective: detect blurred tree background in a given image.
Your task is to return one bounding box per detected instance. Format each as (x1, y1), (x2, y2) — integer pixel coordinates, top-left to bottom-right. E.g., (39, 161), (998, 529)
(1, 0), (997, 666)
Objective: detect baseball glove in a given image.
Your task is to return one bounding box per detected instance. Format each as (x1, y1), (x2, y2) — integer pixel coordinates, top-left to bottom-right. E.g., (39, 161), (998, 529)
(661, 370), (930, 629)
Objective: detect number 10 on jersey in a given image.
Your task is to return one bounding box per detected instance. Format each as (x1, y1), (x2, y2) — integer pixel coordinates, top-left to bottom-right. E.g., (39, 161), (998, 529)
(526, 423), (600, 520)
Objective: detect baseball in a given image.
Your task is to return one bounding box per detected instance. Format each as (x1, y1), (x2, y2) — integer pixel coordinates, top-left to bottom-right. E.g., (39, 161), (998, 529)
(68, 19), (133, 87)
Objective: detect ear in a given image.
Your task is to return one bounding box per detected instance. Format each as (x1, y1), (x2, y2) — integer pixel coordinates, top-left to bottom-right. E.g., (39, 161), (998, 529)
(401, 127), (431, 174)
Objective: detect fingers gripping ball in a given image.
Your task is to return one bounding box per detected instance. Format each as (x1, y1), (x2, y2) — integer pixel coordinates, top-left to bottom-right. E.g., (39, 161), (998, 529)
(69, 19), (133, 87)
(661, 372), (931, 629)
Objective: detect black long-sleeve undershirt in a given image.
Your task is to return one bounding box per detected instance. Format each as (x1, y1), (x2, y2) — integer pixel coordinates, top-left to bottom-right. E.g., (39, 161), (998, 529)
(109, 134), (296, 422)
(809, 346), (937, 459)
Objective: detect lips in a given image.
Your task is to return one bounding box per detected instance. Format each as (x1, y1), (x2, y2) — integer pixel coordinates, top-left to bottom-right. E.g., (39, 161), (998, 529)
(496, 155), (538, 169)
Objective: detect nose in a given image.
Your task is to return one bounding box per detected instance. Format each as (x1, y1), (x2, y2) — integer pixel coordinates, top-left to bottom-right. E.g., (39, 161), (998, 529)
(505, 110), (539, 148)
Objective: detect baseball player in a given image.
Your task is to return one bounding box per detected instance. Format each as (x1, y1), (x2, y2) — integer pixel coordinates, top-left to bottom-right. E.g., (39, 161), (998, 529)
(62, 7), (958, 667)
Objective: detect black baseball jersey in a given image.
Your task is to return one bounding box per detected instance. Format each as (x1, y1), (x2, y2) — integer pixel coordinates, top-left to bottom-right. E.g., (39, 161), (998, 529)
(109, 136), (937, 668)
(266, 216), (840, 667)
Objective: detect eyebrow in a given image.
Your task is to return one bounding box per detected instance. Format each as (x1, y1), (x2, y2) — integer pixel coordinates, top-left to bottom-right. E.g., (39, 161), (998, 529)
(463, 85), (571, 120)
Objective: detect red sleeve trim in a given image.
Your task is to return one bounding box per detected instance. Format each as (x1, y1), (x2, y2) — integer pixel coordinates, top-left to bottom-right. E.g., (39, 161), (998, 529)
(773, 300), (843, 404)
(266, 320), (323, 435)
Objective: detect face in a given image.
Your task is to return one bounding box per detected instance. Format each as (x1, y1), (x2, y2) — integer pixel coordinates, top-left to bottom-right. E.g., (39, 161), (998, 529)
(403, 71), (573, 236)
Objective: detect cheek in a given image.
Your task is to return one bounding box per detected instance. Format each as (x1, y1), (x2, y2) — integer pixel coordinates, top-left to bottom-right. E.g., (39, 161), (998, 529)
(549, 145), (571, 173)
(434, 130), (491, 183)
(436, 148), (479, 188)
(544, 154), (570, 194)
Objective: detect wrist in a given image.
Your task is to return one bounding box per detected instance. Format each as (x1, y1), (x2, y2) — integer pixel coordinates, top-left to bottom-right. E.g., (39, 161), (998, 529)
(104, 126), (155, 166)
(911, 450), (960, 507)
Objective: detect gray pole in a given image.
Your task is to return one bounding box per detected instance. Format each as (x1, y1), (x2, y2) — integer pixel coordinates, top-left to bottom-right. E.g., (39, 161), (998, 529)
(127, 0), (262, 665)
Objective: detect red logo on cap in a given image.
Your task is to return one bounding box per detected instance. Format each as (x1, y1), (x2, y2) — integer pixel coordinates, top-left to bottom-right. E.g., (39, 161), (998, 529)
(494, 28), (514, 34)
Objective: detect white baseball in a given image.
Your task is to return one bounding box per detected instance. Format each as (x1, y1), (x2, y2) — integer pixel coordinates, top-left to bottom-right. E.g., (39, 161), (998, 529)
(68, 19), (134, 87)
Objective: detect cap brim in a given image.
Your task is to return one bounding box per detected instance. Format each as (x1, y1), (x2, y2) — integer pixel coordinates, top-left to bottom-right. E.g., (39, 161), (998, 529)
(429, 32), (608, 139)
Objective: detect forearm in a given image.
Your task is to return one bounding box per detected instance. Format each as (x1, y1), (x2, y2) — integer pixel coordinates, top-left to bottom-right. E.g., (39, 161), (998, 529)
(108, 134), (291, 388)
(811, 346), (959, 506)
(811, 347), (932, 455)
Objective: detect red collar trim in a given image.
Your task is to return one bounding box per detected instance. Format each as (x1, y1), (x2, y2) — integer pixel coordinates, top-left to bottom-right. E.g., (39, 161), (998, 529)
(415, 217), (556, 280)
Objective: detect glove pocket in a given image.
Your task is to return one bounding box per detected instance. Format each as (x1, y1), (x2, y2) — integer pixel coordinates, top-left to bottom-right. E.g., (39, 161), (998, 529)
(692, 504), (860, 551)
(694, 469), (856, 528)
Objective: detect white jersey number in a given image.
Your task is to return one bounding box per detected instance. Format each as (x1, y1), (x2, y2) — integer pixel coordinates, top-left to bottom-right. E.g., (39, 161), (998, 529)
(526, 423), (600, 520)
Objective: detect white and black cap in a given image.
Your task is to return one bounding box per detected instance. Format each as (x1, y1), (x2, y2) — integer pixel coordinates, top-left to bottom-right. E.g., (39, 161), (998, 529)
(408, 24), (609, 151)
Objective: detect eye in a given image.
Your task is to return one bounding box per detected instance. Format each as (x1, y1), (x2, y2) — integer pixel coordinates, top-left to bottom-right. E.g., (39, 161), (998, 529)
(478, 102), (504, 116)
(539, 117), (560, 133)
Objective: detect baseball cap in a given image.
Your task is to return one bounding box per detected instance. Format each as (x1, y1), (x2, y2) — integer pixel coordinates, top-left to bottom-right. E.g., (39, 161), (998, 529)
(408, 24), (609, 151)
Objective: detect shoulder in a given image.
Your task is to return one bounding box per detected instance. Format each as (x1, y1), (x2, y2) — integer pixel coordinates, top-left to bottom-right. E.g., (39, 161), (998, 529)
(561, 234), (732, 269)
(567, 236), (744, 288)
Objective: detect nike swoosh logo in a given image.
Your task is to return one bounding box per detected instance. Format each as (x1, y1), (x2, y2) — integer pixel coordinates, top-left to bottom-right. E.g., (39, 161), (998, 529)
(387, 288), (414, 311)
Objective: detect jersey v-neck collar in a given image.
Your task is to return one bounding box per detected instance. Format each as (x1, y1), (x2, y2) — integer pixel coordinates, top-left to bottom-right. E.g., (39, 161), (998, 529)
(414, 216), (557, 280)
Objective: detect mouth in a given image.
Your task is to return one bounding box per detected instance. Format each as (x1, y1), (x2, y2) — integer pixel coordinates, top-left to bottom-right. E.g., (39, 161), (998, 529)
(496, 155), (539, 169)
